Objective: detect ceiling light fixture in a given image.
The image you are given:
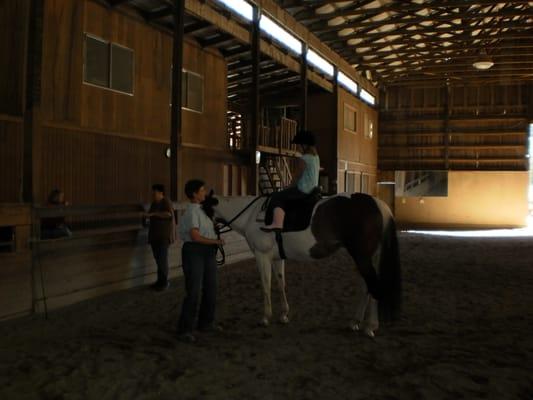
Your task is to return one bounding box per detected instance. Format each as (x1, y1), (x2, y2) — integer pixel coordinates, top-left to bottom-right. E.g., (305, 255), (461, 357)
(472, 49), (494, 70)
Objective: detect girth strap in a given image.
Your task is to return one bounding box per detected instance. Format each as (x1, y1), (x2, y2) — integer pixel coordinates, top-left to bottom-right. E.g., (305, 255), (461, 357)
(275, 231), (287, 260)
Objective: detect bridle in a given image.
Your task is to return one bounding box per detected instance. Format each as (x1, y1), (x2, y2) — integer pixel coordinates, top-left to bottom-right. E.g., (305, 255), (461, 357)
(213, 195), (267, 266)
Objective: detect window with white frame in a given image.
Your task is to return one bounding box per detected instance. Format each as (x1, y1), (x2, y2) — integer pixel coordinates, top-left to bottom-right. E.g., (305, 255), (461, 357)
(83, 34), (134, 95)
(345, 171), (360, 193)
(361, 174), (370, 194)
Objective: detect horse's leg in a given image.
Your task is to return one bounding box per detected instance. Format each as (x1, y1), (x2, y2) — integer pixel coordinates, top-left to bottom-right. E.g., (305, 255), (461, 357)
(348, 251), (379, 338)
(363, 296), (379, 338)
(255, 251), (273, 326)
(362, 250), (380, 337)
(273, 259), (289, 324)
(349, 271), (369, 332)
(346, 245), (381, 302)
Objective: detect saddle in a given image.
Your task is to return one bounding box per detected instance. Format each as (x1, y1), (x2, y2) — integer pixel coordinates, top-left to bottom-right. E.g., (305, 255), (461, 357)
(264, 187), (322, 233)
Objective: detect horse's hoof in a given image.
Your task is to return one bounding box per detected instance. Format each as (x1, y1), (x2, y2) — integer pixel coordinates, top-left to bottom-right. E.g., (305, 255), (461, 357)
(364, 328), (375, 339)
(279, 315), (290, 324)
(349, 321), (361, 332)
(260, 317), (270, 327)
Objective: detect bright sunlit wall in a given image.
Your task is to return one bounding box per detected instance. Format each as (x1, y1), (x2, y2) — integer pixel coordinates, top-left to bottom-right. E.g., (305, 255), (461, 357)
(395, 171), (529, 229)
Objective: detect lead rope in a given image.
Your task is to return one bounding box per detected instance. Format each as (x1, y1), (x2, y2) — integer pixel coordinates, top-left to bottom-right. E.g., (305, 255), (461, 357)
(214, 195), (268, 266)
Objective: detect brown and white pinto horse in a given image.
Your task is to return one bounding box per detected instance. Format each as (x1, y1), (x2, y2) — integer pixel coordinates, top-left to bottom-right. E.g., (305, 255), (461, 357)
(210, 192), (401, 338)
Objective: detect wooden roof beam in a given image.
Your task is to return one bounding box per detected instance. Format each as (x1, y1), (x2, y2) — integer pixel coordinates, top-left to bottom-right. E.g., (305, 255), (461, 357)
(184, 0), (334, 92)
(348, 44), (533, 61)
(302, 0), (532, 20)
(144, 6), (174, 21)
(335, 8), (533, 31)
(326, 20), (533, 43)
(340, 34), (533, 54)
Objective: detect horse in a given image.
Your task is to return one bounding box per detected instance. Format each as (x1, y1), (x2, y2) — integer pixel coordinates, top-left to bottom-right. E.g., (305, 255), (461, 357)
(206, 192), (401, 338)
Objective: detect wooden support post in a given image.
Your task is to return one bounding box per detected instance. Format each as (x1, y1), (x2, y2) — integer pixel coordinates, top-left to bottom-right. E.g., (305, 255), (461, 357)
(331, 68), (339, 195)
(23, 0), (43, 204)
(444, 83), (451, 170)
(300, 44), (308, 131)
(250, 5), (260, 195)
(170, 0), (184, 202)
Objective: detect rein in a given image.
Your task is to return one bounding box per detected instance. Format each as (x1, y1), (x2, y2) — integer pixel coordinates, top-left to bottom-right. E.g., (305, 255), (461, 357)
(214, 195), (267, 266)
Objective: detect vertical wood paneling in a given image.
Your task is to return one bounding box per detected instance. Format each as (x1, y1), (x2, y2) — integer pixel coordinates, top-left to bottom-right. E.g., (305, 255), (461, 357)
(0, 120), (24, 202)
(337, 87), (378, 191)
(36, 0), (235, 204)
(380, 84), (529, 171)
(40, 127), (169, 205)
(0, 0), (30, 116)
(41, 0), (83, 123)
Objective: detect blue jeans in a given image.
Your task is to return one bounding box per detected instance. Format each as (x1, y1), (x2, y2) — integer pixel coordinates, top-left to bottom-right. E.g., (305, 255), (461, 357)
(177, 242), (218, 333)
(151, 243), (169, 285)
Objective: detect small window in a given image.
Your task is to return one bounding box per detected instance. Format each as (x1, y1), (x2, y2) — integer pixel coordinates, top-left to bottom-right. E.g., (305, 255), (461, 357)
(84, 35), (110, 87)
(84, 34), (134, 95)
(364, 114), (374, 139)
(111, 44), (134, 94)
(184, 71), (204, 113)
(361, 174), (370, 194)
(170, 68), (204, 113)
(345, 171), (360, 193)
(344, 103), (356, 133)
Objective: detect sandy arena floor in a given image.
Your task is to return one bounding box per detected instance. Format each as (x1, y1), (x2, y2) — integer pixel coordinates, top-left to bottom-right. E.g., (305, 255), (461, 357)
(1, 233), (532, 400)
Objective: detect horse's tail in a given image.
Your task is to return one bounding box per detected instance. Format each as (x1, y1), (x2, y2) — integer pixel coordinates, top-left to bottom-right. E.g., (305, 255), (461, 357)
(378, 216), (402, 323)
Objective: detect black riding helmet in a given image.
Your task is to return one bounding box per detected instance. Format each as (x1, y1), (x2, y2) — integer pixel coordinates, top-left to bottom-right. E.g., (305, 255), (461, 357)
(291, 130), (316, 146)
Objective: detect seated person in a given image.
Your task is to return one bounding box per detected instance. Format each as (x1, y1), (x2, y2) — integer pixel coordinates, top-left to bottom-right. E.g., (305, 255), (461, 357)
(261, 130), (320, 232)
(41, 189), (72, 239)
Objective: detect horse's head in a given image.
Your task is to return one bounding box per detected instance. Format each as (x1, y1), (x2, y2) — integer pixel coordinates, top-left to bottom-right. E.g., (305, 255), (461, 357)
(202, 191), (237, 232)
(203, 194), (261, 234)
(201, 189), (219, 220)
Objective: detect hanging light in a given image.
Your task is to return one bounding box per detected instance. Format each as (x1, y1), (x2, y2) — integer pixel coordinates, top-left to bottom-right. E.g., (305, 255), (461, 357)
(472, 49), (494, 70)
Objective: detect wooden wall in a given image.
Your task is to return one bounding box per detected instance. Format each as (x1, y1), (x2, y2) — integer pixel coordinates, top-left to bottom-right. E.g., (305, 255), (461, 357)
(379, 84), (529, 171)
(0, 0), (29, 117)
(0, 204), (32, 320)
(38, 0), (233, 204)
(308, 91), (337, 193)
(379, 83), (530, 227)
(337, 87), (378, 195)
(0, 119), (24, 202)
(308, 87), (379, 195)
(40, 127), (169, 205)
(0, 0), (244, 320)
(0, 1), (29, 203)
(395, 171), (529, 228)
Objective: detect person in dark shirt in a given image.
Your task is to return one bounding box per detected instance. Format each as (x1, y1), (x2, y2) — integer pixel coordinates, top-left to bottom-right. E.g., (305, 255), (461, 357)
(41, 189), (72, 240)
(146, 184), (176, 291)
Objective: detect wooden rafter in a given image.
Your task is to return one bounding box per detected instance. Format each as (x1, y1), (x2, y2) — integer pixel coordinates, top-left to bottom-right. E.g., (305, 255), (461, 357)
(274, 0), (533, 85)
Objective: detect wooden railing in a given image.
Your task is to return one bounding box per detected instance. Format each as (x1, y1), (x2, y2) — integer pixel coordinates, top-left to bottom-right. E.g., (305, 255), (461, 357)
(258, 117), (298, 154)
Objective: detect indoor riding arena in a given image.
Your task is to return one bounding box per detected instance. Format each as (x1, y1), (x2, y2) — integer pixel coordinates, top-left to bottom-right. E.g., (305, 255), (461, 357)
(1, 1), (532, 399)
